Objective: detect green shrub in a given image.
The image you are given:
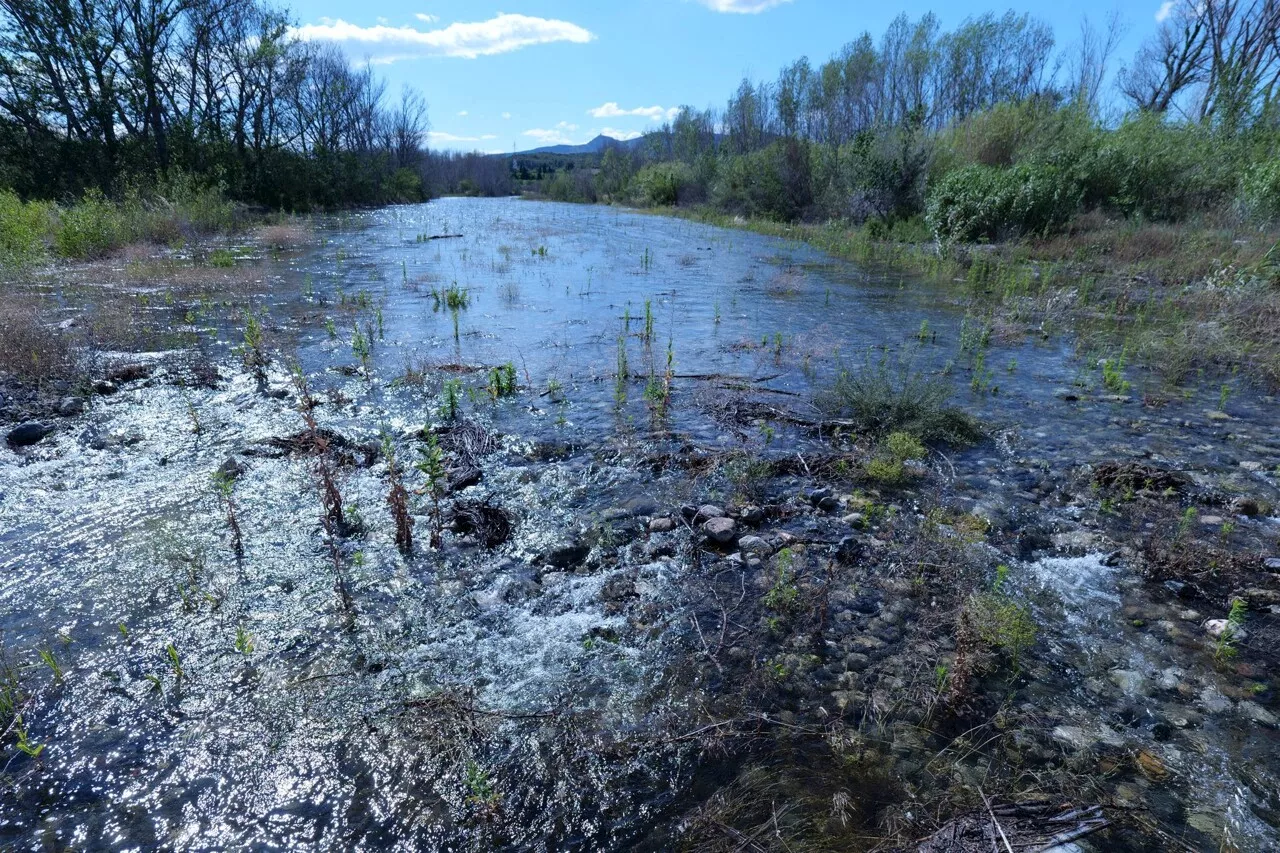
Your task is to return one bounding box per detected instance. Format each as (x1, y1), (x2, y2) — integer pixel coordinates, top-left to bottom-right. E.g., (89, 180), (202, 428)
(631, 161), (696, 207)
(865, 430), (928, 485)
(0, 190), (52, 267)
(926, 162), (1082, 244)
(54, 190), (125, 258)
(817, 357), (982, 445)
(1092, 116), (1236, 221)
(1241, 159), (1280, 221)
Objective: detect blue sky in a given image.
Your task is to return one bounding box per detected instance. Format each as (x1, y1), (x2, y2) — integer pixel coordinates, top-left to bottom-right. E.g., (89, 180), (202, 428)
(287, 0), (1172, 152)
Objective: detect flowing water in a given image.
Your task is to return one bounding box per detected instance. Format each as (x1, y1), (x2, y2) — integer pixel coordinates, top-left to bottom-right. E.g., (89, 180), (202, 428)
(1, 198), (1278, 850)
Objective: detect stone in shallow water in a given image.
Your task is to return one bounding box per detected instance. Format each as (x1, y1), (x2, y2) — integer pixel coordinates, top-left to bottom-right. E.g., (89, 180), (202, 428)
(648, 517), (674, 533)
(6, 421), (52, 447)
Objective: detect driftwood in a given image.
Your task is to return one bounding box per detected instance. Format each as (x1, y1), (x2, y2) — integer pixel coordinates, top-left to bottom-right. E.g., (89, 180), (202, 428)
(425, 233), (463, 240)
(916, 800), (1108, 853)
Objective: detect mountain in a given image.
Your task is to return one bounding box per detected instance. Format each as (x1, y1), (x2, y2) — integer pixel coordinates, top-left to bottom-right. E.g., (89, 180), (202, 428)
(514, 134), (646, 156)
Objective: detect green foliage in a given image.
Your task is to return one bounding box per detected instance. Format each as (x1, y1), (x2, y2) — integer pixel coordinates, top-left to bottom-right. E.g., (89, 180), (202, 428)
(1214, 598), (1248, 662)
(817, 357), (981, 445)
(762, 548), (800, 614)
(1241, 159), (1280, 221)
(865, 430), (928, 485)
(631, 161), (696, 207)
(54, 189), (125, 258)
(0, 190), (53, 267)
(966, 566), (1038, 673)
(927, 162), (1082, 244)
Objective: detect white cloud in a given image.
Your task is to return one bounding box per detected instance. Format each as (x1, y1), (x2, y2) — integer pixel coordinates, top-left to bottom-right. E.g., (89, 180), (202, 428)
(1155, 1), (1177, 22)
(427, 131), (497, 143)
(457, 110), (469, 116)
(415, 13), (437, 23)
(522, 122), (580, 146)
(588, 102), (678, 121)
(696, 0), (793, 12)
(291, 13), (595, 61)
(600, 128), (642, 141)
(501, 112), (512, 119)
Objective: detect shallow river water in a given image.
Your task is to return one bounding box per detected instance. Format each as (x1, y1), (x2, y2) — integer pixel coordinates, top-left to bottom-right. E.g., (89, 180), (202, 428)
(2, 198), (1278, 850)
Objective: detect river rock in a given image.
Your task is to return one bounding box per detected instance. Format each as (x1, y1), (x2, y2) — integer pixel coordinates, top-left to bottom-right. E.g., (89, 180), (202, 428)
(703, 516), (736, 544)
(739, 505), (764, 526)
(543, 541), (591, 569)
(57, 396), (84, 417)
(6, 421), (52, 447)
(1239, 701), (1278, 727)
(1051, 529), (1104, 554)
(648, 517), (675, 533)
(1110, 669), (1148, 697)
(695, 504), (726, 522)
(1265, 557), (1280, 571)
(738, 535), (772, 559)
(91, 379), (117, 395)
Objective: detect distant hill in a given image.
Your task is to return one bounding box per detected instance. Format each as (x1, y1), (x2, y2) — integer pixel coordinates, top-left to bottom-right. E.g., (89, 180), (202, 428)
(514, 134), (646, 156)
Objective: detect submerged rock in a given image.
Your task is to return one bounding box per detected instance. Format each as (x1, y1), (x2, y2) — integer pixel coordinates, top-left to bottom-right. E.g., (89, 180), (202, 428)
(57, 396), (84, 417)
(6, 421), (52, 447)
(648, 517), (675, 533)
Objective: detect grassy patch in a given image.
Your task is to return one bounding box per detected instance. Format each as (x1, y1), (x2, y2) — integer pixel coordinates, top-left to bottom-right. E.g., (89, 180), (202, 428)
(816, 357), (981, 445)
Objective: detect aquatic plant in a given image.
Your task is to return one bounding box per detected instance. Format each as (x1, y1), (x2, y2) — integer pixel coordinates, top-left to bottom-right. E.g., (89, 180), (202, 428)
(441, 378), (462, 419)
(414, 435), (447, 548)
(615, 335), (629, 403)
(351, 324), (371, 377)
(817, 356), (981, 445)
(1101, 354), (1130, 394)
(865, 431), (927, 485)
(211, 470), (244, 558)
(643, 300), (654, 343)
(382, 432), (414, 555)
(165, 643), (184, 682)
(238, 311), (269, 385)
(1214, 598), (1248, 663)
(762, 549), (800, 615)
(487, 362), (518, 399)
(233, 625), (255, 655)
(431, 282), (470, 312)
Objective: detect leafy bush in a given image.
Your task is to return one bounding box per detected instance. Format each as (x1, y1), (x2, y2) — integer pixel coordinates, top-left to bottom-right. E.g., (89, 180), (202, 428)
(926, 162), (1082, 244)
(712, 141), (812, 221)
(0, 190), (52, 267)
(54, 190), (126, 258)
(865, 430), (928, 484)
(1241, 159), (1280, 221)
(816, 357), (981, 445)
(1091, 116), (1236, 221)
(631, 161), (697, 207)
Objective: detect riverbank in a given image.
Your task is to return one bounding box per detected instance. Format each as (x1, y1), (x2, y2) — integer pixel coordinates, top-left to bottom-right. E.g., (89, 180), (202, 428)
(636, 204), (1280, 391)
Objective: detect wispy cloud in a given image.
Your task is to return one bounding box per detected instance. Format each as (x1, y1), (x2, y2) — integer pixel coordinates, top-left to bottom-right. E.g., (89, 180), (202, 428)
(291, 13), (595, 62)
(457, 110), (469, 116)
(588, 102), (678, 120)
(1155, 1), (1177, 22)
(414, 13), (437, 23)
(523, 122), (579, 146)
(428, 131), (498, 143)
(501, 112), (512, 120)
(696, 0), (793, 13)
